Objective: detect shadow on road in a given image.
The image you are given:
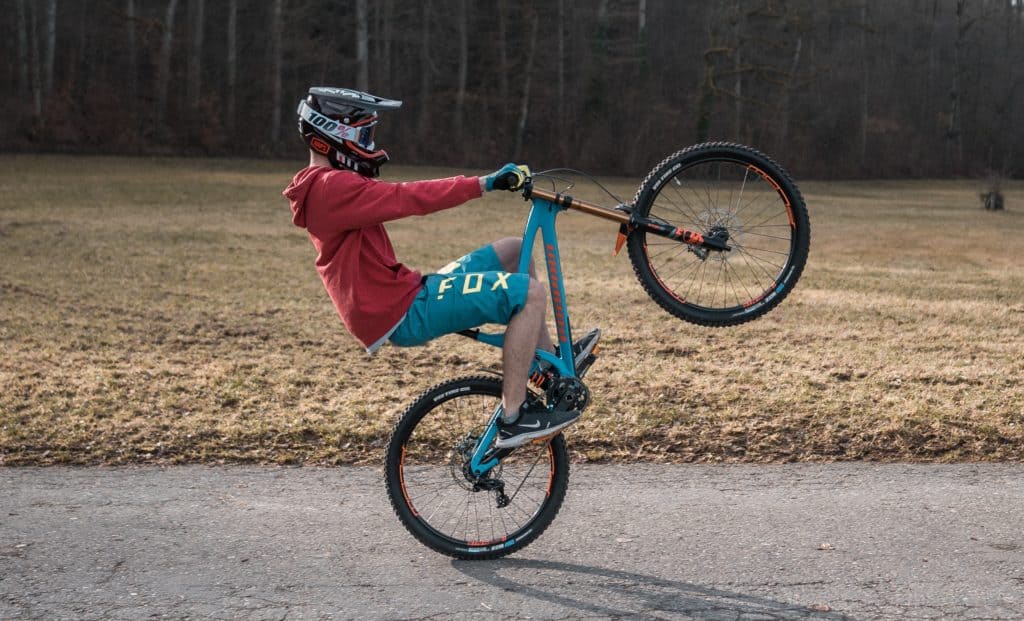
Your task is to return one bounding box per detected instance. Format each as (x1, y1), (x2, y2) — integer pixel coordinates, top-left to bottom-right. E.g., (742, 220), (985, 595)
(453, 557), (855, 620)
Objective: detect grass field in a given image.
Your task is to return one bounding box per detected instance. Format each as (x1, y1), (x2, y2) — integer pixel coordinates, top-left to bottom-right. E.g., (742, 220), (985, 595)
(1, 155), (1022, 465)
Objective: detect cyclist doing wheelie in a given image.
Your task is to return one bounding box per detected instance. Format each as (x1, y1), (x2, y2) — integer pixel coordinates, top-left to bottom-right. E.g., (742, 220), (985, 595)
(282, 86), (593, 448)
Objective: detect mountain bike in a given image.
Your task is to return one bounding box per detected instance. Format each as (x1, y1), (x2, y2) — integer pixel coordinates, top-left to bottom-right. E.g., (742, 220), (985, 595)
(384, 142), (811, 559)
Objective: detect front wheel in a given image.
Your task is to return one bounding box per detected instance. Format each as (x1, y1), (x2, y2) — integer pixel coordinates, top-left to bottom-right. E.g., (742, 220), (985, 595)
(627, 142), (810, 327)
(384, 375), (570, 559)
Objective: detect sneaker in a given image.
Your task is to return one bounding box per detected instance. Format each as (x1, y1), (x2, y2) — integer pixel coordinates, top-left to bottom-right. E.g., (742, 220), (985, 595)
(494, 403), (581, 449)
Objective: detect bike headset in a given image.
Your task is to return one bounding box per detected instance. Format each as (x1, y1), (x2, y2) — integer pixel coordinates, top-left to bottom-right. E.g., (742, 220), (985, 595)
(297, 86), (403, 178)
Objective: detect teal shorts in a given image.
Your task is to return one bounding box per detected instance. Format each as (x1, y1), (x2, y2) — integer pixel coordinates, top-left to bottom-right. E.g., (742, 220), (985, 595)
(390, 245), (530, 347)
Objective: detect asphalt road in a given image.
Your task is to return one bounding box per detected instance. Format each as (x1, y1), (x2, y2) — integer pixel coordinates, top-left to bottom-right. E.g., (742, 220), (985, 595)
(2, 464), (1022, 620)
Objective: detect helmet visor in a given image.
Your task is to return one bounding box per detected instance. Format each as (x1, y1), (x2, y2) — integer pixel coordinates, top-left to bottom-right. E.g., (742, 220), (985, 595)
(298, 100), (379, 150)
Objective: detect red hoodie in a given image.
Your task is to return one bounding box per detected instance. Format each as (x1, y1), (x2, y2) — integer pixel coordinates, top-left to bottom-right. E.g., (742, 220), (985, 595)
(283, 166), (482, 351)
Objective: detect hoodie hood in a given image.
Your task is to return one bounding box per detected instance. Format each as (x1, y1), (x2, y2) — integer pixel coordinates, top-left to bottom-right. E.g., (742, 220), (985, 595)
(283, 166), (326, 228)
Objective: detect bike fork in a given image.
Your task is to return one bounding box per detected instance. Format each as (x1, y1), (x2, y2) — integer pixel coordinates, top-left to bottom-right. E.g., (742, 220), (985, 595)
(467, 408), (505, 477)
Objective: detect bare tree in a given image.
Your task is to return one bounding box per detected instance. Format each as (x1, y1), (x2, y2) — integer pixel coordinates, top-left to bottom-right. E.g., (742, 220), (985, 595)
(356, 0), (368, 91)
(497, 0), (509, 125)
(380, 0), (393, 94)
(27, 1), (42, 116)
(779, 36), (802, 149)
(417, 0), (432, 144)
(226, 0), (238, 132)
(513, 9), (539, 161)
(732, 1), (746, 141)
(155, 0), (180, 131)
(43, 0), (56, 97)
(15, 0), (29, 95)
(557, 0), (566, 146)
(859, 1), (870, 168)
(454, 0), (469, 145)
(269, 0), (283, 145)
(187, 0), (205, 113)
(947, 0), (968, 171)
(126, 0), (137, 110)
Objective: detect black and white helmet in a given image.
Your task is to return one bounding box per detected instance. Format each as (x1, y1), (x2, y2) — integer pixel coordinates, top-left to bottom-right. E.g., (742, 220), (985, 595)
(297, 87), (403, 177)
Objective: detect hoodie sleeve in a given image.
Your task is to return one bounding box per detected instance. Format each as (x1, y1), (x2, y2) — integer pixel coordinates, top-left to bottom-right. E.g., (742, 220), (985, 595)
(308, 169), (483, 233)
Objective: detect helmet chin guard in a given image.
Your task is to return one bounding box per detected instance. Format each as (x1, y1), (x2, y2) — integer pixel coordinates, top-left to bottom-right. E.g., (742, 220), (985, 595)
(297, 87), (402, 177)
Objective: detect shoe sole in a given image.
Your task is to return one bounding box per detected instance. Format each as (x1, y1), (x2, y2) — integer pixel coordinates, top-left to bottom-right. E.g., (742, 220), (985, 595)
(493, 416), (581, 449)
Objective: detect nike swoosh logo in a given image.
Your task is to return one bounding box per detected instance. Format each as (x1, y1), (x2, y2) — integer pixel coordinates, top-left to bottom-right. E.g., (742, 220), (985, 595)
(519, 421), (542, 429)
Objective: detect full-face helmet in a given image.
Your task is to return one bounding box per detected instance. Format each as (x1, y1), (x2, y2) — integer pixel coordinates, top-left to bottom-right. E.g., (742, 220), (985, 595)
(297, 87), (403, 177)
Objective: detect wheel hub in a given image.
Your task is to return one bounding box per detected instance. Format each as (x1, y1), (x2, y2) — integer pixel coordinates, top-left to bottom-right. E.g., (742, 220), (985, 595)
(698, 211), (741, 262)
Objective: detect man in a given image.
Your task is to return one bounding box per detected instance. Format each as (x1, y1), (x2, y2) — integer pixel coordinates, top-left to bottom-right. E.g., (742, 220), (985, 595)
(283, 87), (594, 448)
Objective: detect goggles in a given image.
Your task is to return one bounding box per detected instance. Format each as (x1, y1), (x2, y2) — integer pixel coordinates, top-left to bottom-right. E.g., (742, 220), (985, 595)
(298, 100), (378, 150)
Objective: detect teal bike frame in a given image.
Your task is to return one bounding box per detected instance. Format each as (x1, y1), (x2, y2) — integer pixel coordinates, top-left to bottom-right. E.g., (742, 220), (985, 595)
(458, 179), (726, 476)
(461, 191), (579, 477)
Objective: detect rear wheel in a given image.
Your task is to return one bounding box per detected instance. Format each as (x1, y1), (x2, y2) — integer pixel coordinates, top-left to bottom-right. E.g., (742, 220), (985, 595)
(384, 375), (570, 559)
(627, 142), (810, 326)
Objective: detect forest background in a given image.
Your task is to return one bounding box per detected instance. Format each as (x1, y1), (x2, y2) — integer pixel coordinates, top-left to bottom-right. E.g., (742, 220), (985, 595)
(2, 0), (1023, 179)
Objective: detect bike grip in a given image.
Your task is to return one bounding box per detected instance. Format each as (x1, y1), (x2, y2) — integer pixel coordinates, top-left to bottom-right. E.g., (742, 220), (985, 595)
(500, 170), (524, 191)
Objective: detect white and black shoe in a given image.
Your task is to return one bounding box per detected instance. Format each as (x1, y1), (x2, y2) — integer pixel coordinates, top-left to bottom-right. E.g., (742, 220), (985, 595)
(494, 403), (581, 449)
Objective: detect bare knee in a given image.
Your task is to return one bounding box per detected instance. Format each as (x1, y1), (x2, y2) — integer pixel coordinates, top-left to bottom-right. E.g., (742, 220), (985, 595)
(491, 237), (523, 272)
(524, 278), (547, 308)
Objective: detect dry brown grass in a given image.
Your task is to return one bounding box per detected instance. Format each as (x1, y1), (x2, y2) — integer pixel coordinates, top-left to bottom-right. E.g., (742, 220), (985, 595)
(1, 155), (1022, 465)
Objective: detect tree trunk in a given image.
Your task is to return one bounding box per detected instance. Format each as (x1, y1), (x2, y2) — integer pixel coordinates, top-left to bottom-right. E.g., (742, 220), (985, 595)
(999, 0), (1016, 173)
(497, 0), (508, 125)
(187, 0), (204, 112)
(557, 0), (565, 136)
(513, 10), (540, 161)
(779, 36), (802, 149)
(226, 0), (237, 132)
(43, 0), (56, 96)
(28, 1), (42, 116)
(859, 1), (869, 169)
(71, 0), (85, 96)
(454, 0), (468, 145)
(381, 0), (393, 95)
(155, 0), (179, 131)
(732, 2), (744, 141)
(269, 0), (283, 146)
(926, 0), (939, 102)
(355, 0), (369, 91)
(16, 0), (29, 94)
(126, 0), (137, 111)
(417, 0), (432, 144)
(638, 0), (646, 38)
(947, 0), (966, 172)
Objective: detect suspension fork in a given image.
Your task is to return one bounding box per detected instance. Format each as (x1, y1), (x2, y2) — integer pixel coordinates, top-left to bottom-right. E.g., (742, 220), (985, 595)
(526, 187), (732, 253)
